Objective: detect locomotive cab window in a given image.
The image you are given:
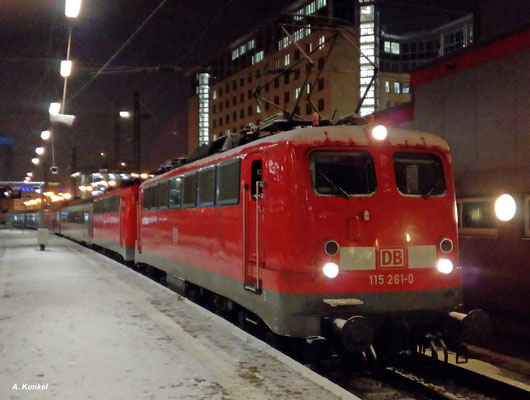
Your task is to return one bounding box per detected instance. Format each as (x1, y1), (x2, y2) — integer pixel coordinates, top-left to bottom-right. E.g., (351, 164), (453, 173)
(309, 151), (377, 197)
(393, 152), (446, 197)
(217, 159), (240, 206)
(150, 184), (159, 210)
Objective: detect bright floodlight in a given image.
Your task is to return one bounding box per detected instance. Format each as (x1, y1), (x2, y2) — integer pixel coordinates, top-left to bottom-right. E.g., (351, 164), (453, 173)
(371, 125), (388, 140)
(119, 111), (131, 118)
(60, 60), (72, 77)
(62, 193), (72, 200)
(27, 172), (33, 177)
(41, 130), (51, 140)
(65, 0), (82, 18)
(437, 259), (453, 274)
(494, 194), (516, 221)
(35, 147), (44, 155)
(49, 102), (61, 115)
(32, 158), (40, 165)
(323, 262), (339, 278)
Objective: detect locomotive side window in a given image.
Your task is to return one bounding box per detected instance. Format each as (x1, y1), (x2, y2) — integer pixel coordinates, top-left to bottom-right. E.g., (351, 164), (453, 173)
(182, 173), (197, 208)
(217, 159), (240, 206)
(251, 160), (263, 200)
(158, 181), (170, 209)
(142, 187), (150, 210)
(150, 184), (159, 210)
(169, 177), (182, 209)
(198, 167), (216, 207)
(309, 151), (377, 197)
(393, 152), (446, 196)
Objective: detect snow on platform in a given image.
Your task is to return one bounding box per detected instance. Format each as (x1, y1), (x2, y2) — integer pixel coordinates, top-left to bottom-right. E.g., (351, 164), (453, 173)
(0, 229), (360, 400)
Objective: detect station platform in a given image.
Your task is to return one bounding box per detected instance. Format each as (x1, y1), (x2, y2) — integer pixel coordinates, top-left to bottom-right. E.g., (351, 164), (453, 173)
(0, 229), (359, 400)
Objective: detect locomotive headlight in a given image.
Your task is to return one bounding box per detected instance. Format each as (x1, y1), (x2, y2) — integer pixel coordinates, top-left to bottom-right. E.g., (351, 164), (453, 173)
(323, 262), (339, 278)
(494, 194), (516, 222)
(371, 125), (387, 141)
(437, 258), (453, 274)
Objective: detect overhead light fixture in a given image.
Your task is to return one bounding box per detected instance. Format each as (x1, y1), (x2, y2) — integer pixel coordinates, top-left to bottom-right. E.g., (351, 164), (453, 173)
(32, 158), (40, 165)
(60, 60), (72, 77)
(41, 130), (51, 140)
(49, 102), (61, 115)
(65, 0), (82, 18)
(35, 147), (45, 155)
(119, 111), (131, 118)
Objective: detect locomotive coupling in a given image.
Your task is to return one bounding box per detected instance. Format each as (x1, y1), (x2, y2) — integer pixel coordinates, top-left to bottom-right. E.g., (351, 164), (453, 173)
(448, 309), (491, 343)
(333, 316), (374, 353)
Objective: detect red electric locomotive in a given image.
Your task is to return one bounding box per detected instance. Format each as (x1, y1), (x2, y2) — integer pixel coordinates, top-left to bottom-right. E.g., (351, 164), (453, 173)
(135, 122), (488, 357)
(93, 186), (138, 261)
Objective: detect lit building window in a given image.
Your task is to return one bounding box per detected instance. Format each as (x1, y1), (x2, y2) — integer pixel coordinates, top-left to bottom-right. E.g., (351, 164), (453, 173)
(284, 53), (290, 66)
(197, 73), (210, 146)
(318, 36), (325, 49)
(317, 0), (327, 9)
(252, 51), (264, 65)
(247, 39), (255, 50)
(231, 48), (239, 60)
(385, 81), (390, 93)
(394, 82), (400, 93)
(391, 42), (400, 54)
(295, 87), (301, 99)
(306, 83), (311, 94)
(384, 41), (391, 53)
(401, 82), (410, 94)
(278, 37), (289, 50)
(306, 1), (316, 15)
(359, 4), (375, 116)
(275, 59), (280, 69)
(212, 90), (217, 100)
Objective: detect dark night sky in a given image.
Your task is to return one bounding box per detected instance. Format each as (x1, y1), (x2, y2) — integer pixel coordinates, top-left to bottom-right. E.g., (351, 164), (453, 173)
(0, 0), (527, 187)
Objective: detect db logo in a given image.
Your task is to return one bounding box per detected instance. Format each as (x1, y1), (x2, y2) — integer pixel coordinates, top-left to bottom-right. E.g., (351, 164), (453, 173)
(380, 248), (405, 268)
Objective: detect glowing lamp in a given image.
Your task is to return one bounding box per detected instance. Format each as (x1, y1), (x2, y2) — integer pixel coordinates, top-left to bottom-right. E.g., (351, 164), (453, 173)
(437, 259), (453, 274)
(323, 262), (339, 278)
(371, 125), (387, 140)
(65, 0), (82, 18)
(60, 60), (72, 77)
(32, 158), (40, 165)
(494, 194), (516, 222)
(35, 147), (44, 155)
(41, 130), (51, 140)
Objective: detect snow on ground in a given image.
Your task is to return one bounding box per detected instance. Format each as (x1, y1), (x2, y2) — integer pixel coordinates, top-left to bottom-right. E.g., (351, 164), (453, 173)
(0, 229), (360, 400)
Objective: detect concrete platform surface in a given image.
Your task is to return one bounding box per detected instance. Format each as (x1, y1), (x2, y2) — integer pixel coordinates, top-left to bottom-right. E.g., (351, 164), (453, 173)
(0, 229), (359, 400)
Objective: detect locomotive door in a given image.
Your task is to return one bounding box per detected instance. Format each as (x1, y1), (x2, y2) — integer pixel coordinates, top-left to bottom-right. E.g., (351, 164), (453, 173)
(243, 153), (266, 293)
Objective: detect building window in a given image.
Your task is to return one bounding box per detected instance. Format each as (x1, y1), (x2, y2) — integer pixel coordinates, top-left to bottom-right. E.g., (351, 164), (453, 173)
(318, 35), (325, 49)
(317, 98), (324, 111)
(225, 114), (230, 123)
(284, 91), (290, 104)
(240, 109), (244, 119)
(240, 77), (244, 87)
(256, 105), (261, 113)
(232, 96), (237, 106)
(391, 42), (400, 54)
(385, 81), (390, 93)
(306, 83), (311, 94)
(284, 53), (290, 66)
(240, 93), (244, 103)
(295, 87), (301, 99)
(318, 78), (324, 91)
(401, 82), (410, 94)
(265, 83), (270, 92)
(394, 82), (400, 93)
(212, 90), (217, 100)
(294, 70), (300, 80)
(252, 50), (264, 65)
(275, 59), (280, 70)
(212, 119), (216, 128)
(294, 49), (300, 61)
(226, 83), (229, 94)
(213, 105), (217, 114)
(318, 57), (325, 70)
(247, 74), (252, 84)
(284, 73), (290, 85)
(219, 87), (223, 97)
(219, 102), (223, 112)
(248, 89), (252, 100)
(274, 95), (279, 105)
(233, 111), (237, 121)
(247, 106), (252, 116)
(225, 99), (229, 108)
(274, 77), (279, 88)
(232, 80), (236, 90)
(265, 102), (270, 110)
(219, 117), (223, 127)
(306, 103), (312, 115)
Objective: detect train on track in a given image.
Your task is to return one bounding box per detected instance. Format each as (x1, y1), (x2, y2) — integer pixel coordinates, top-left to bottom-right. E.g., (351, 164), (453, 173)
(7, 119), (491, 363)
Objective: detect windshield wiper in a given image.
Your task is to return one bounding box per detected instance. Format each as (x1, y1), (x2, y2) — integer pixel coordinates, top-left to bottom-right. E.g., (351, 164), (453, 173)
(422, 177), (443, 198)
(319, 172), (351, 199)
